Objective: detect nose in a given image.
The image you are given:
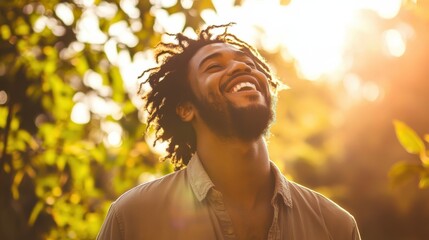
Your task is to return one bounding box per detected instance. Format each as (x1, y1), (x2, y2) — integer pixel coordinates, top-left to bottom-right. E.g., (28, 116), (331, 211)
(227, 60), (251, 76)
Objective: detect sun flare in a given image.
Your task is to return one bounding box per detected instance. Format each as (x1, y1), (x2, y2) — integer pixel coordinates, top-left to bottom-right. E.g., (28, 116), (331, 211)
(205, 0), (405, 81)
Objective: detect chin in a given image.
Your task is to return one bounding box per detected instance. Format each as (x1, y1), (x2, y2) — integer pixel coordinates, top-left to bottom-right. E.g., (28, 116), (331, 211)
(229, 104), (273, 141)
(193, 94), (274, 140)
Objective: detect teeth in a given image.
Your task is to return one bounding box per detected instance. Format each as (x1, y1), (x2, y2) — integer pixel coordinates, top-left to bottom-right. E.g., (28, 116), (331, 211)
(232, 82), (256, 93)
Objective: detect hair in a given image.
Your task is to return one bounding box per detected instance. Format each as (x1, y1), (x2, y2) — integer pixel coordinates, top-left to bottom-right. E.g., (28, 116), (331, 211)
(138, 23), (280, 171)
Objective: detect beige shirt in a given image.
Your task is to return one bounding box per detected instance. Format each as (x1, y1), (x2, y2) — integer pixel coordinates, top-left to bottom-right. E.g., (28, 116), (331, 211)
(97, 155), (361, 240)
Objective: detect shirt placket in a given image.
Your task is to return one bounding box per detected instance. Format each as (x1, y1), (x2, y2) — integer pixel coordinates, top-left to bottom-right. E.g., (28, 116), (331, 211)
(267, 198), (281, 240)
(207, 189), (236, 240)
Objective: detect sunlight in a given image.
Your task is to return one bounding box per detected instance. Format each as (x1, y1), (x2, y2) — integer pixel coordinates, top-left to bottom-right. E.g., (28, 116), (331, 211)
(71, 102), (90, 124)
(104, 39), (119, 64)
(145, 133), (169, 156)
(107, 131), (122, 147)
(95, 2), (118, 19)
(383, 29), (406, 57)
(119, 0), (140, 18)
(206, 0), (355, 80)
(343, 73), (362, 99)
(343, 73), (381, 102)
(76, 9), (108, 44)
(279, 0), (356, 80)
(55, 3), (74, 26)
(153, 10), (186, 34)
(181, 0), (194, 9)
(109, 20), (139, 47)
(73, 0), (95, 7)
(205, 0), (407, 81)
(362, 81), (381, 102)
(362, 0), (402, 19)
(83, 70), (103, 90)
(101, 121), (123, 148)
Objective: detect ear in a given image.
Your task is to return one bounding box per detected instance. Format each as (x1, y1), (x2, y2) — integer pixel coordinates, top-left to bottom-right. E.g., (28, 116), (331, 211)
(176, 101), (195, 122)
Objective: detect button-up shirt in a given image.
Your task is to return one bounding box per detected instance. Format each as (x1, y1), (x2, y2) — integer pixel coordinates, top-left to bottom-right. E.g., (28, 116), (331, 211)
(97, 155), (361, 240)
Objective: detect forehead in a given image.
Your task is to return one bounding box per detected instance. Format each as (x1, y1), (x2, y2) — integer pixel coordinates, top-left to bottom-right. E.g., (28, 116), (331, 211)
(189, 43), (250, 69)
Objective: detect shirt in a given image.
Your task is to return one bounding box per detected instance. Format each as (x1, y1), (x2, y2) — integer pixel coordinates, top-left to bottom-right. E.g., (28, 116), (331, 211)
(97, 154), (361, 240)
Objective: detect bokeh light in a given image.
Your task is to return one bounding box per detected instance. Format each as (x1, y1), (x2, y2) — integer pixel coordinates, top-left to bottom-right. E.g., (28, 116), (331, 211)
(0, 90), (7, 105)
(76, 9), (108, 44)
(55, 3), (74, 26)
(71, 102), (90, 124)
(383, 29), (406, 57)
(101, 121), (123, 147)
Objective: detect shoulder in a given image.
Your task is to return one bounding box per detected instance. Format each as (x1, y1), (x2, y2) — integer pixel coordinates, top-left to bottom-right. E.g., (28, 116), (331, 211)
(113, 169), (188, 210)
(287, 180), (358, 232)
(98, 169), (201, 239)
(107, 169), (193, 229)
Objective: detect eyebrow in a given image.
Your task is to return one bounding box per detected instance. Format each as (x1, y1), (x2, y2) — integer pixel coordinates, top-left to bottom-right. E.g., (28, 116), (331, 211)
(198, 52), (222, 70)
(198, 50), (252, 70)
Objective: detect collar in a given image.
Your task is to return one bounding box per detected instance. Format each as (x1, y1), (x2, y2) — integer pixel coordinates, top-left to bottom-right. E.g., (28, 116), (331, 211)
(187, 154), (215, 202)
(187, 154), (293, 208)
(270, 161), (293, 208)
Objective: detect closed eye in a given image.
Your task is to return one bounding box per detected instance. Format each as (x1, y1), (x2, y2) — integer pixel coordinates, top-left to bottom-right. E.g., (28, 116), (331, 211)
(206, 64), (223, 71)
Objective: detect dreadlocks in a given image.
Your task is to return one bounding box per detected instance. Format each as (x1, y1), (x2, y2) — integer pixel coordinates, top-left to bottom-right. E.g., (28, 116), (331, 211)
(139, 23), (279, 171)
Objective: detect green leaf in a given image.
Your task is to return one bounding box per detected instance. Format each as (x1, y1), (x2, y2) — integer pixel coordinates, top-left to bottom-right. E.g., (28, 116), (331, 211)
(165, 2), (182, 15)
(122, 100), (136, 115)
(15, 17), (30, 36)
(195, 0), (215, 11)
(419, 176), (429, 189)
(0, 107), (8, 127)
(393, 120), (425, 154)
(12, 170), (25, 199)
(28, 201), (44, 226)
(1, 24), (11, 40)
(44, 149), (57, 165)
(388, 161), (421, 186)
(109, 66), (124, 103)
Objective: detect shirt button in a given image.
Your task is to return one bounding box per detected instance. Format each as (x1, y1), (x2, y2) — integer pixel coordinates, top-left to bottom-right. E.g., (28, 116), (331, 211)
(227, 227), (234, 235)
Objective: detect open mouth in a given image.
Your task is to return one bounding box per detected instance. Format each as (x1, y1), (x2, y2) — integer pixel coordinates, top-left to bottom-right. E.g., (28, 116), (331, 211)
(224, 74), (261, 94)
(231, 82), (257, 93)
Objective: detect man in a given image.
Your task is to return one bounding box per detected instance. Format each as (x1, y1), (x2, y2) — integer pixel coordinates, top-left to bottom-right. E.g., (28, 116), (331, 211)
(97, 24), (361, 240)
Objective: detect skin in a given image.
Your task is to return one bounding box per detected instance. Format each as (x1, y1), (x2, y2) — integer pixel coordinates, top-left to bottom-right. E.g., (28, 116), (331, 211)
(176, 43), (275, 240)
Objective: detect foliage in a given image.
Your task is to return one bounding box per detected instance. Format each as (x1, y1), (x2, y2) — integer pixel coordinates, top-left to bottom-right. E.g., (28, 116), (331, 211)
(1, 0), (429, 240)
(0, 0), (215, 239)
(390, 120), (429, 188)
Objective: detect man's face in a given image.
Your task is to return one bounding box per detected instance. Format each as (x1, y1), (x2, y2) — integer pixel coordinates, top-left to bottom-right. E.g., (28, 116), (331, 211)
(187, 43), (274, 140)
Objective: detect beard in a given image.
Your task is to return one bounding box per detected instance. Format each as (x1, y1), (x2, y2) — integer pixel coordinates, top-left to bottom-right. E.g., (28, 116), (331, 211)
(193, 94), (274, 141)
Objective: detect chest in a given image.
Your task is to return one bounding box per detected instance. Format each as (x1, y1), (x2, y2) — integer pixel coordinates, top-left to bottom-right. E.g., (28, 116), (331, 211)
(226, 203), (274, 240)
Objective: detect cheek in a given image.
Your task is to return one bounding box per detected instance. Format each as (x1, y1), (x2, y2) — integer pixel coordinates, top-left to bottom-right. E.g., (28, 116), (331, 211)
(200, 74), (224, 101)
(255, 72), (270, 92)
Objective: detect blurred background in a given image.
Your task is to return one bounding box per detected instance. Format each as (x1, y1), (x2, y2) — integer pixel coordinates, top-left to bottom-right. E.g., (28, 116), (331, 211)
(1, 0), (429, 239)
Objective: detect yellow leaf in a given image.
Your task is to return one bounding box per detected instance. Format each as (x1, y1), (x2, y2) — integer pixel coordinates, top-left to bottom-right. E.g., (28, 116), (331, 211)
(424, 134), (429, 143)
(393, 120), (425, 155)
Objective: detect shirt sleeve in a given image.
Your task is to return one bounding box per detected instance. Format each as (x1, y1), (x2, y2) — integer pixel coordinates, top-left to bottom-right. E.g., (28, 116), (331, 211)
(97, 203), (124, 240)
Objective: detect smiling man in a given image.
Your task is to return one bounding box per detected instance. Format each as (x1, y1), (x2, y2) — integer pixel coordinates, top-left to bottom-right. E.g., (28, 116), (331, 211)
(97, 24), (361, 240)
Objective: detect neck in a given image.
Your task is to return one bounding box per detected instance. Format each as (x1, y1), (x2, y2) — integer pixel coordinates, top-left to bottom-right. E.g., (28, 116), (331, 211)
(195, 129), (274, 209)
